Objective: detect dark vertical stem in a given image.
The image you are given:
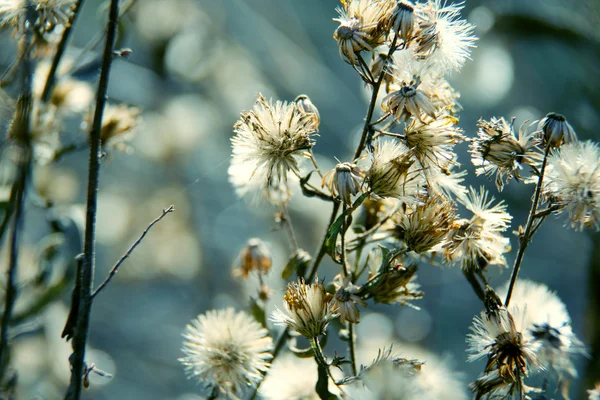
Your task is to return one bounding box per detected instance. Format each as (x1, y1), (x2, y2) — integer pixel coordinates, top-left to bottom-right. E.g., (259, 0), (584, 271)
(583, 232), (600, 398)
(353, 34), (398, 161)
(0, 1), (34, 382)
(348, 323), (357, 376)
(504, 145), (551, 307)
(64, 0), (120, 398)
(41, 0), (86, 103)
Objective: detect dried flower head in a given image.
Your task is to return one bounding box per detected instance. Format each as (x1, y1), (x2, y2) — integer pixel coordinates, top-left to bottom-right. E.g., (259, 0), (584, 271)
(366, 139), (423, 201)
(391, 194), (456, 254)
(271, 278), (336, 338)
(179, 308), (273, 397)
(85, 104), (141, 151)
(333, 0), (394, 64)
(0, 0), (76, 36)
(467, 308), (539, 399)
(498, 280), (586, 380)
(444, 187), (512, 269)
(365, 249), (422, 305)
(414, 0), (477, 73)
(470, 117), (541, 191)
(543, 140), (600, 230)
(229, 93), (317, 204)
(403, 114), (465, 170)
(538, 112), (577, 148)
(233, 238), (272, 279)
(322, 162), (364, 204)
(382, 77), (437, 122)
(331, 275), (365, 324)
(391, 1), (416, 44)
(294, 94), (320, 131)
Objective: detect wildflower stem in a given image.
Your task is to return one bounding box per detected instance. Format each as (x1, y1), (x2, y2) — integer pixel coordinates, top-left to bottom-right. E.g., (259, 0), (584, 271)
(0, 3), (34, 381)
(281, 205), (299, 253)
(353, 32), (399, 161)
(64, 0), (120, 398)
(504, 144), (551, 307)
(92, 205), (175, 299)
(310, 337), (339, 391)
(340, 204), (349, 277)
(41, 0), (86, 103)
(308, 151), (324, 179)
(348, 322), (358, 376)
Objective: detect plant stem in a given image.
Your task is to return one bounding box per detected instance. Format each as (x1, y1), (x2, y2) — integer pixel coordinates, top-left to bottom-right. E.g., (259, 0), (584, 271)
(92, 205), (174, 299)
(504, 145), (551, 307)
(64, 0), (120, 398)
(0, 3), (34, 382)
(280, 205), (299, 253)
(348, 322), (357, 376)
(41, 0), (86, 103)
(353, 33), (399, 161)
(310, 337), (339, 390)
(340, 204), (349, 277)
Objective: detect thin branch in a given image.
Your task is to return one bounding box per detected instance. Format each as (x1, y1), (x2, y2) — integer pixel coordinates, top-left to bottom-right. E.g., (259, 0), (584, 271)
(41, 0), (86, 103)
(504, 145), (551, 307)
(92, 205), (175, 299)
(280, 205), (299, 253)
(353, 32), (399, 161)
(340, 203), (349, 277)
(348, 323), (357, 377)
(0, 2), (34, 381)
(64, 0), (120, 398)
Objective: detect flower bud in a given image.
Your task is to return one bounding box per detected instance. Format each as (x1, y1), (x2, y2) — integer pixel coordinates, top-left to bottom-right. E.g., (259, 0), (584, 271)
(233, 238), (272, 279)
(538, 112), (577, 148)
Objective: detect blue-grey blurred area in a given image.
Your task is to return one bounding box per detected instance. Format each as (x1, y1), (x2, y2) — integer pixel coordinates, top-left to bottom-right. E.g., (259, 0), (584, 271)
(1, 0), (600, 399)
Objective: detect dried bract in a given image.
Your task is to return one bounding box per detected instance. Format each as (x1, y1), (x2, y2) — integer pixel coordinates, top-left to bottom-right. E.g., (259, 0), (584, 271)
(331, 275), (365, 324)
(382, 77), (437, 122)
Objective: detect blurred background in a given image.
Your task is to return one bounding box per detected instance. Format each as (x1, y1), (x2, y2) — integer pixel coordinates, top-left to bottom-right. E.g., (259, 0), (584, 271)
(1, 0), (600, 398)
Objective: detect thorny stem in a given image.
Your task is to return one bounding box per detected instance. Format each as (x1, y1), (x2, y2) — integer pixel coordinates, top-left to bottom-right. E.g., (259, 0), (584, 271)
(0, 3), (34, 382)
(353, 32), (399, 161)
(504, 145), (551, 307)
(64, 0), (120, 398)
(92, 206), (175, 299)
(41, 0), (86, 103)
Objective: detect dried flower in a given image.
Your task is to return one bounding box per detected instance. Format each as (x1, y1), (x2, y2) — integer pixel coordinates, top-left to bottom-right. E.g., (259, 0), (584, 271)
(0, 0), (76, 36)
(271, 278), (336, 338)
(414, 0), (477, 73)
(364, 250), (422, 305)
(444, 187), (512, 269)
(333, 0), (394, 64)
(498, 280), (586, 380)
(229, 93), (317, 204)
(470, 117), (541, 191)
(331, 275), (365, 324)
(233, 238), (272, 279)
(543, 140), (600, 230)
(404, 114), (465, 170)
(179, 308), (273, 398)
(390, 1), (416, 44)
(85, 104), (141, 151)
(391, 194), (456, 254)
(382, 77), (437, 122)
(294, 94), (320, 131)
(322, 162), (364, 204)
(538, 112), (577, 148)
(467, 308), (539, 399)
(366, 139), (423, 201)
